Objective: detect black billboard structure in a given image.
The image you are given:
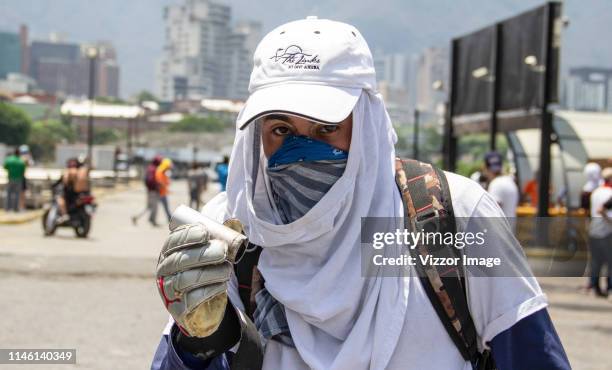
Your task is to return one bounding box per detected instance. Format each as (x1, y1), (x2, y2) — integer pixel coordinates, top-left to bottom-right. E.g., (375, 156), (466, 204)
(444, 2), (562, 216)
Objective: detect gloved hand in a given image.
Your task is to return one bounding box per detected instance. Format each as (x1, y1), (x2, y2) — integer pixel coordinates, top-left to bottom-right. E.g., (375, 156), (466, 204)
(156, 221), (243, 338)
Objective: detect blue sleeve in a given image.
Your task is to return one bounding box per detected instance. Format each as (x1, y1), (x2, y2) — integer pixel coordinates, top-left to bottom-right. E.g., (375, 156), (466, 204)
(490, 308), (571, 370)
(150, 332), (231, 370)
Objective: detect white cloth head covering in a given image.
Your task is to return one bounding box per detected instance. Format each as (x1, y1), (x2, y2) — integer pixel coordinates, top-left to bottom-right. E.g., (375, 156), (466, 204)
(225, 91), (409, 370)
(583, 162), (603, 192)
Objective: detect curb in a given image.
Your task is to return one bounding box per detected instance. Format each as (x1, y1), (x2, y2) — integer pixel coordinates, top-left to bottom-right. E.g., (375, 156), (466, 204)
(525, 247), (588, 260)
(0, 209), (45, 225)
(0, 182), (138, 225)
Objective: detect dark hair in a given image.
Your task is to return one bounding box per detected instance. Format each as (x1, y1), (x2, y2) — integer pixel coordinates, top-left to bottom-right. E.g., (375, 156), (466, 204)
(14, 147), (20, 156)
(152, 155), (162, 166)
(67, 157), (79, 168)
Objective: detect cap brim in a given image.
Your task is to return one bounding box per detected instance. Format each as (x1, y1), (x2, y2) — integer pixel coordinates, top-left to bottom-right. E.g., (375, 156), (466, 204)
(237, 84), (362, 129)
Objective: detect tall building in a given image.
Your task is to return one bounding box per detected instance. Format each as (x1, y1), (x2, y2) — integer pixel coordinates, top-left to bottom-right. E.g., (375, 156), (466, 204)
(227, 21), (262, 100)
(30, 40), (81, 95)
(563, 67), (612, 112)
(29, 38), (120, 98)
(374, 52), (412, 90)
(0, 30), (21, 79)
(415, 47), (449, 113)
(373, 52), (414, 123)
(19, 25), (29, 75)
(156, 0), (260, 102)
(87, 42), (120, 98)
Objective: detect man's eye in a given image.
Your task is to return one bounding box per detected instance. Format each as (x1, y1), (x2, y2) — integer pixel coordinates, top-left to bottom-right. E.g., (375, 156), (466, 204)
(317, 125), (339, 135)
(272, 126), (291, 135)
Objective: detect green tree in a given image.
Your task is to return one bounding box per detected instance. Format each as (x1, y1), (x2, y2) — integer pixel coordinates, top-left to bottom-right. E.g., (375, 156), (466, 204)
(168, 115), (226, 133)
(94, 96), (129, 105)
(456, 133), (509, 177)
(0, 102), (32, 145)
(93, 127), (123, 144)
(135, 90), (158, 103)
(28, 120), (77, 161)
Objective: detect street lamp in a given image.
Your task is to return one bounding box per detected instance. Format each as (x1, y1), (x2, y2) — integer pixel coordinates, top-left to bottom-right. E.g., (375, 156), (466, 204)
(524, 55), (546, 73)
(86, 46), (98, 163)
(471, 66), (495, 82)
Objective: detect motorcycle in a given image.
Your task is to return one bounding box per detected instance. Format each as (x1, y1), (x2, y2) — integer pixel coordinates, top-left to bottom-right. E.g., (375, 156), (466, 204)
(42, 183), (96, 238)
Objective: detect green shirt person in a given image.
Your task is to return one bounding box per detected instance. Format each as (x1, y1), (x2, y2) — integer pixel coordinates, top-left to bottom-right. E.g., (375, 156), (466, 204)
(3, 148), (26, 211)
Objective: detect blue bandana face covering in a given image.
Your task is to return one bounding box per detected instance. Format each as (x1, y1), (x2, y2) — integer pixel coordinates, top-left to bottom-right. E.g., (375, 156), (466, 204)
(266, 135), (348, 224)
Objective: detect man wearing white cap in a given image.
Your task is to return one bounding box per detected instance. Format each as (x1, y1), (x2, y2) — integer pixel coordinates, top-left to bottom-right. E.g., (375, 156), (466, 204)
(151, 17), (570, 370)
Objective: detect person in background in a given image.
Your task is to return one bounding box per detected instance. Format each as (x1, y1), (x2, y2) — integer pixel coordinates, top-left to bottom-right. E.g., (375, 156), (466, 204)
(187, 162), (208, 210)
(156, 158), (173, 223)
(484, 151), (519, 218)
(74, 155), (91, 194)
(470, 169), (488, 189)
(132, 155), (162, 226)
(578, 162), (604, 293)
(55, 158), (78, 222)
(582, 162), (603, 215)
(523, 169), (540, 207)
(18, 145), (32, 210)
(215, 156), (229, 192)
(3, 147), (26, 212)
(588, 167), (612, 298)
(113, 146), (122, 176)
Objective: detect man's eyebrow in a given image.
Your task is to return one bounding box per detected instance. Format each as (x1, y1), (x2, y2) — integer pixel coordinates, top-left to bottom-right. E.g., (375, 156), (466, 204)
(263, 114), (291, 122)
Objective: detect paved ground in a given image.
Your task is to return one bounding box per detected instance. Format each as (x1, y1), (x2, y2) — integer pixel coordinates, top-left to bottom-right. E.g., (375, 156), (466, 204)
(0, 183), (610, 369)
(0, 180), (218, 369)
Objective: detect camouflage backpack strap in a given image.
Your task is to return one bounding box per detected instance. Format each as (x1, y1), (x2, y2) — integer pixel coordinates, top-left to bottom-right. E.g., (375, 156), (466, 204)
(394, 158), (481, 365)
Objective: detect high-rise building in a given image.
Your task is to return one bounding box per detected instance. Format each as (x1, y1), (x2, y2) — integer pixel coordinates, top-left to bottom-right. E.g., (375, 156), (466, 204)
(0, 30), (21, 79)
(374, 52), (412, 91)
(19, 25), (29, 75)
(86, 42), (120, 98)
(563, 67), (612, 112)
(227, 21), (262, 100)
(373, 52), (414, 123)
(415, 47), (449, 113)
(29, 39), (120, 98)
(156, 0), (260, 102)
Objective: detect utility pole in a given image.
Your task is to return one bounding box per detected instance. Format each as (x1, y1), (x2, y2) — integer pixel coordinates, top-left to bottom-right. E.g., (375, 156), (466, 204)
(86, 47), (98, 163)
(537, 2), (559, 217)
(413, 108), (420, 161)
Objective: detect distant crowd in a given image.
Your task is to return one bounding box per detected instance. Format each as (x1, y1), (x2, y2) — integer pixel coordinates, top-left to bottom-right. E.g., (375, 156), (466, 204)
(473, 151), (612, 299)
(130, 155), (229, 226)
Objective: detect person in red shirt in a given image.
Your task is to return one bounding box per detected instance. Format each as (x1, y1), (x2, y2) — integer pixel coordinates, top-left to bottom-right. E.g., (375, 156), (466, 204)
(523, 170), (539, 207)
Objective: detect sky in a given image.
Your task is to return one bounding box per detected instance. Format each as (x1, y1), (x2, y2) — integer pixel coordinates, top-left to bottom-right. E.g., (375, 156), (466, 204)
(1, 0), (610, 98)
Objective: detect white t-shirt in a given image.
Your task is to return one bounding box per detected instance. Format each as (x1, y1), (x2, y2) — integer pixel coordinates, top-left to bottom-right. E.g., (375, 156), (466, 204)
(166, 172), (546, 370)
(487, 175), (519, 218)
(589, 186), (612, 238)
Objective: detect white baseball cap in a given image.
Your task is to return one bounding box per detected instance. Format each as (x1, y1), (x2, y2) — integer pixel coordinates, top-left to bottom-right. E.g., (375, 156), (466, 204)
(237, 16), (377, 129)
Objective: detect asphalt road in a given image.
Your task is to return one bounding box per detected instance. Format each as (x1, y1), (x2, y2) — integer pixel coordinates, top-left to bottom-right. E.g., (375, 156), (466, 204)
(0, 182), (610, 369)
(0, 180), (214, 370)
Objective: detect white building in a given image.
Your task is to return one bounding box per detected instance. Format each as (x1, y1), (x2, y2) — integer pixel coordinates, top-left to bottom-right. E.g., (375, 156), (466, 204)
(0, 72), (36, 94)
(415, 47), (448, 113)
(563, 67), (612, 113)
(156, 0), (260, 102)
(373, 52), (414, 123)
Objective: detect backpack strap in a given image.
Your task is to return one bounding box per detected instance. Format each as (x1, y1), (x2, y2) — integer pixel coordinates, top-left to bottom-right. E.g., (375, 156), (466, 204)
(234, 243), (263, 318)
(394, 158), (482, 364)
